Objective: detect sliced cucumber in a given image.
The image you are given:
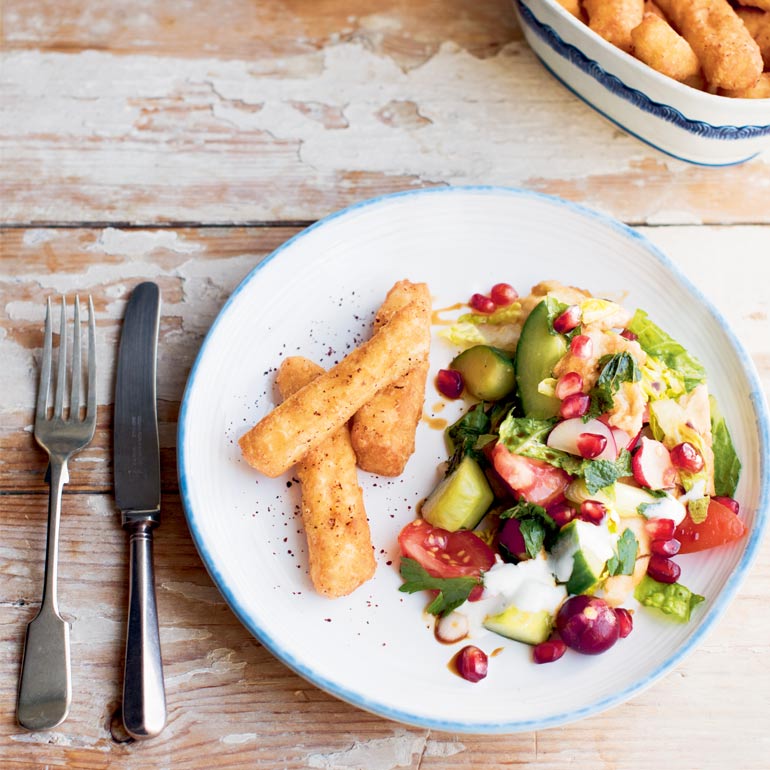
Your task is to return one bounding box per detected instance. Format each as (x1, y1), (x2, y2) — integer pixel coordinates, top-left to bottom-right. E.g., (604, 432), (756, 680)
(483, 605), (553, 646)
(514, 300), (567, 418)
(450, 345), (516, 401)
(421, 456), (493, 532)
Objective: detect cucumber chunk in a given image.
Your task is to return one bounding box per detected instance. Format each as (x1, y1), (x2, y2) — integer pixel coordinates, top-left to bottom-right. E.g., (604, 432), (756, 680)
(483, 605), (553, 646)
(450, 345), (516, 401)
(421, 456), (493, 532)
(514, 300), (568, 418)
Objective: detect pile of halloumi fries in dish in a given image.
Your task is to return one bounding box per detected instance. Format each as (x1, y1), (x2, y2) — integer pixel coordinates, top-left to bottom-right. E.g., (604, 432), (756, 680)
(239, 280), (431, 599)
(557, 0), (770, 98)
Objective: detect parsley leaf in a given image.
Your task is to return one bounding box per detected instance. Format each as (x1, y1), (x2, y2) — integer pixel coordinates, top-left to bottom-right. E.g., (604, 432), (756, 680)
(584, 449), (633, 494)
(446, 404), (491, 474)
(607, 528), (639, 576)
(587, 352), (641, 419)
(499, 500), (559, 558)
(398, 558), (481, 616)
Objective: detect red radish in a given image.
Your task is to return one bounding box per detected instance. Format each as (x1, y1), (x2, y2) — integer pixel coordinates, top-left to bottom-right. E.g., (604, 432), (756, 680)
(651, 538), (681, 557)
(436, 369), (463, 399)
(560, 393), (590, 419)
(645, 518), (676, 540)
(553, 305), (581, 334)
(580, 500), (607, 524)
(570, 334), (593, 359)
(555, 371), (584, 400)
(611, 427), (633, 451)
(533, 639), (567, 664)
(435, 612), (470, 644)
(547, 417), (617, 461)
(469, 293), (496, 314)
(647, 554), (681, 583)
(632, 437), (678, 490)
(547, 501), (576, 528)
(490, 283), (518, 306)
(614, 608), (634, 638)
(670, 442), (704, 473)
(712, 495), (740, 515)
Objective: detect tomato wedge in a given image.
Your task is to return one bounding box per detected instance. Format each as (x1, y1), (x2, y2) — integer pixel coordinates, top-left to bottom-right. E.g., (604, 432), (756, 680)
(675, 498), (748, 554)
(398, 519), (495, 578)
(491, 442), (571, 507)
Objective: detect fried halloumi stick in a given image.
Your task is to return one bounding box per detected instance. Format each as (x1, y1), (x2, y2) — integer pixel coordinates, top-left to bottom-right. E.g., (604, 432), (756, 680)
(655, 0), (763, 90)
(554, 0), (583, 20)
(736, 7), (770, 68)
(737, 0), (770, 14)
(584, 0), (644, 53)
(631, 12), (702, 82)
(720, 71), (770, 97)
(350, 280), (431, 477)
(239, 296), (431, 477)
(276, 357), (376, 598)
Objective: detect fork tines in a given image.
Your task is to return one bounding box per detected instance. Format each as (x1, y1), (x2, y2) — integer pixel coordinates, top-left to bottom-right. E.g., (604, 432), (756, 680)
(37, 296), (96, 423)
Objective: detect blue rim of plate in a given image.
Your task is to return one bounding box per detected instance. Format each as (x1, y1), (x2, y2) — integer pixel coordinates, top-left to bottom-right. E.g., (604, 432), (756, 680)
(177, 186), (770, 733)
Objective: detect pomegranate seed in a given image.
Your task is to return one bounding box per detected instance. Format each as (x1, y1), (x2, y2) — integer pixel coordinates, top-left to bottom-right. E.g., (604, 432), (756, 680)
(436, 369), (463, 399)
(533, 639), (567, 664)
(580, 500), (607, 524)
(614, 608), (634, 638)
(553, 305), (581, 334)
(647, 554), (681, 584)
(576, 432), (608, 459)
(560, 393), (590, 419)
(670, 442), (704, 473)
(469, 293), (496, 314)
(454, 645), (488, 682)
(490, 283), (518, 306)
(644, 518), (676, 540)
(651, 537), (681, 557)
(555, 371), (584, 399)
(620, 328), (638, 341)
(713, 495), (740, 515)
(570, 334), (593, 359)
(548, 501), (576, 528)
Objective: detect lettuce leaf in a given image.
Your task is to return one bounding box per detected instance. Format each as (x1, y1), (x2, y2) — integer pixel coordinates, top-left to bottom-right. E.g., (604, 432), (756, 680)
(627, 309), (706, 392)
(498, 415), (584, 475)
(709, 395), (741, 497)
(634, 575), (704, 623)
(441, 304), (521, 352)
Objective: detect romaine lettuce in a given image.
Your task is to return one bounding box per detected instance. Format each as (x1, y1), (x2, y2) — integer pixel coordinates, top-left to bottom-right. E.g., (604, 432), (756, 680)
(441, 304), (521, 351)
(634, 575), (704, 623)
(498, 415), (584, 475)
(709, 395), (741, 497)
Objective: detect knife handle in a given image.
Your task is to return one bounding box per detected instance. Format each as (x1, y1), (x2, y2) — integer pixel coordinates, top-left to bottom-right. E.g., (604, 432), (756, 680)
(123, 519), (166, 739)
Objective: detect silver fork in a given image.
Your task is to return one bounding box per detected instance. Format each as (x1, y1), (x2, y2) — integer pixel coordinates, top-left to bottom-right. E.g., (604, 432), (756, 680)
(17, 296), (96, 731)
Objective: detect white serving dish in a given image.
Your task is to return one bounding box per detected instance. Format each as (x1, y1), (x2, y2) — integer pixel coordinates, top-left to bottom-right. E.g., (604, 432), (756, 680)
(513, 0), (770, 165)
(178, 187), (768, 733)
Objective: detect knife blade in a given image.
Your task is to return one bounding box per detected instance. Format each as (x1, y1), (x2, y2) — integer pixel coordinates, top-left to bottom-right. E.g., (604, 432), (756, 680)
(114, 281), (166, 739)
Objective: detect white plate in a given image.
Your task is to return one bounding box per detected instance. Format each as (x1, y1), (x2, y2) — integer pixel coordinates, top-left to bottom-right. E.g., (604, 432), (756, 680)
(178, 188), (769, 733)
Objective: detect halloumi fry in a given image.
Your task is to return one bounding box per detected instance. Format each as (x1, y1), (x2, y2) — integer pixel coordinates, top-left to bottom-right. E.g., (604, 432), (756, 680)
(655, 0), (763, 89)
(276, 357), (376, 598)
(584, 0), (644, 53)
(239, 296), (430, 477)
(737, 0), (770, 13)
(631, 13), (702, 82)
(554, 0), (583, 20)
(720, 71), (770, 97)
(644, 1), (667, 20)
(736, 7), (770, 68)
(350, 280), (431, 476)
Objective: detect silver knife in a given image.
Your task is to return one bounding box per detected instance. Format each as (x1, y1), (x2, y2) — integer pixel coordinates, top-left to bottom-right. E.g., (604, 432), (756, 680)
(114, 281), (166, 739)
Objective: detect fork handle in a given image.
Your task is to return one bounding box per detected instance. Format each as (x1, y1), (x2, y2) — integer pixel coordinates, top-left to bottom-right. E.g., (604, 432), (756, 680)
(17, 457), (72, 730)
(122, 519), (166, 739)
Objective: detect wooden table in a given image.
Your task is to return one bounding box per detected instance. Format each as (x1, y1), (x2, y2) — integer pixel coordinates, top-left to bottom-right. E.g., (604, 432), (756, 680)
(2, 2), (769, 768)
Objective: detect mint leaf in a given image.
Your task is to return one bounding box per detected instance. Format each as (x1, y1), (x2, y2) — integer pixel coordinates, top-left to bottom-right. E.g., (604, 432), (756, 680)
(499, 500), (559, 558)
(398, 558), (481, 616)
(446, 404), (491, 474)
(709, 395), (741, 497)
(688, 496), (710, 524)
(584, 449), (633, 494)
(607, 528), (639, 576)
(634, 575), (705, 623)
(587, 352), (641, 419)
(627, 309), (706, 392)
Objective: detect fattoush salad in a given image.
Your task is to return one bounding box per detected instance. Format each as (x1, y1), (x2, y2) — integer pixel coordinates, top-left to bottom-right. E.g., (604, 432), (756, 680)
(397, 281), (746, 682)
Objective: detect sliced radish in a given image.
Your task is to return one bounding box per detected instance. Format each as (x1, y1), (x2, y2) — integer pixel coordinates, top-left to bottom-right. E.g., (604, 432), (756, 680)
(632, 437), (678, 490)
(547, 418), (617, 461)
(435, 612), (470, 644)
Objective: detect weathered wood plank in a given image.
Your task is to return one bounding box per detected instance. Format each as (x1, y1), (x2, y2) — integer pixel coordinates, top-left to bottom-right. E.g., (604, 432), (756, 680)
(1, 1), (768, 226)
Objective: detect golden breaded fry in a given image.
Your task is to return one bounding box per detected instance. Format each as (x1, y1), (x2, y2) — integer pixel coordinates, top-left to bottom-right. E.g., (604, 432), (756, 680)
(584, 0), (644, 53)
(631, 13), (701, 82)
(720, 71), (770, 96)
(276, 357), (376, 598)
(655, 0), (763, 89)
(644, 0), (667, 19)
(239, 296), (430, 477)
(737, 0), (770, 13)
(736, 7), (770, 68)
(554, 0), (583, 19)
(350, 280), (431, 477)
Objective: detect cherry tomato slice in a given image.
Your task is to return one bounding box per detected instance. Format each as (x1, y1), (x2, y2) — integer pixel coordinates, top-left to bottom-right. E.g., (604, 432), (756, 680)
(491, 442), (571, 507)
(398, 519), (495, 578)
(675, 498), (748, 554)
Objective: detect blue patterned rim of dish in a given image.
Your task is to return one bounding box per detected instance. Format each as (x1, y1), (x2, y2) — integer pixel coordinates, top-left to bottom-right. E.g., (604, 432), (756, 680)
(178, 187), (769, 733)
(516, 0), (770, 140)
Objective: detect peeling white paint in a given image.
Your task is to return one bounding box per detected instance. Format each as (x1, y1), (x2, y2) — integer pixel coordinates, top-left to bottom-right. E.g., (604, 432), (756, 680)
(90, 228), (204, 257)
(221, 732), (257, 745)
(165, 647), (246, 685)
(161, 580), (225, 605)
(22, 229), (59, 246)
(10, 731), (108, 751)
(306, 732), (428, 770)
